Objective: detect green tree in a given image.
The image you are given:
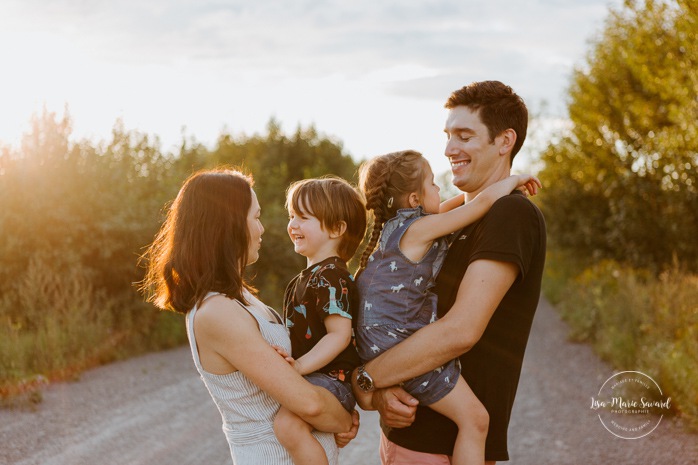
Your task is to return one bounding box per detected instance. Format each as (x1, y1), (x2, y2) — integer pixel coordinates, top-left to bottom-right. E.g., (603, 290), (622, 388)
(0, 109), (192, 385)
(0, 109), (361, 387)
(538, 0), (698, 271)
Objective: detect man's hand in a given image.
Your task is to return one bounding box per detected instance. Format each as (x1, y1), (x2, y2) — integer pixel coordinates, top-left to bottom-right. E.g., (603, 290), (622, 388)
(372, 386), (419, 428)
(335, 409), (360, 448)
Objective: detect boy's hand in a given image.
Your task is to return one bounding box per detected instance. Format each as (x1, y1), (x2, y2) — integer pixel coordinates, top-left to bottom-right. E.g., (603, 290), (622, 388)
(271, 345), (296, 368)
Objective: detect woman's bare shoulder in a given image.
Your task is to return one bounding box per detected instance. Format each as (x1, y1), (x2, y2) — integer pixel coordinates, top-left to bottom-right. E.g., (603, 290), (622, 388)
(195, 295), (255, 336)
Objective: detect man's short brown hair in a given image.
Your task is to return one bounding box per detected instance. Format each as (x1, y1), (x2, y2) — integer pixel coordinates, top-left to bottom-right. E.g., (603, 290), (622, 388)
(446, 80), (528, 164)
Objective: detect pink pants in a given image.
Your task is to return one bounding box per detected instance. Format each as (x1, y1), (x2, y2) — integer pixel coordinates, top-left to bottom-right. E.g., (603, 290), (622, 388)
(379, 431), (451, 465)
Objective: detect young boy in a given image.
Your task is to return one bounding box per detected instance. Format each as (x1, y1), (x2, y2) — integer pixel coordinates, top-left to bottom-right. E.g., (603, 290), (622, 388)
(273, 176), (367, 465)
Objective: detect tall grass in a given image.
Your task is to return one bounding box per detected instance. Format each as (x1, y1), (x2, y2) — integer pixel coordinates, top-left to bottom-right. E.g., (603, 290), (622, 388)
(0, 256), (186, 405)
(544, 251), (698, 429)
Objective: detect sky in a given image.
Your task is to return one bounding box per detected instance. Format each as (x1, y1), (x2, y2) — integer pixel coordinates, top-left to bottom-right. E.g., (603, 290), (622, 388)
(0, 0), (623, 176)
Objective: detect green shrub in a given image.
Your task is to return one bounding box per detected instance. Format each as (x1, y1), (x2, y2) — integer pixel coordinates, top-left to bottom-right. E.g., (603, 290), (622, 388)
(0, 110), (359, 402)
(544, 254), (698, 429)
(0, 256), (117, 385)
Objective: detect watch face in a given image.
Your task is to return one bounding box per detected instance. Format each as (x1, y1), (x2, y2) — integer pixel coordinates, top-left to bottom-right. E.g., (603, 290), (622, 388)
(358, 368), (373, 391)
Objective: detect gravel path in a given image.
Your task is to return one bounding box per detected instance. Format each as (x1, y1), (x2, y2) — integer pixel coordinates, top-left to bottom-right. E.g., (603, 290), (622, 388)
(1, 298), (695, 464)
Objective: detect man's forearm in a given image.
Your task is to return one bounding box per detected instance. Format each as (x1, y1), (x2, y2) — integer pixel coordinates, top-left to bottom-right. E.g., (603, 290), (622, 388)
(364, 259), (519, 388)
(364, 316), (469, 388)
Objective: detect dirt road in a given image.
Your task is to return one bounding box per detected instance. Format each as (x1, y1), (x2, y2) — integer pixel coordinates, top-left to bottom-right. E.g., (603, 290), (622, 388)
(1, 298), (696, 464)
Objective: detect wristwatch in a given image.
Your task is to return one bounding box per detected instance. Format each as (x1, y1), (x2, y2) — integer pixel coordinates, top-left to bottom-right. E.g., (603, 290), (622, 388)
(356, 364), (375, 392)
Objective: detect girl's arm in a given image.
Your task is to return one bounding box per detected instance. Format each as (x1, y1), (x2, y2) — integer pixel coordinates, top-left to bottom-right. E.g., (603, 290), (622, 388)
(294, 315), (352, 375)
(438, 193), (465, 213)
(404, 174), (540, 249)
(195, 297), (352, 433)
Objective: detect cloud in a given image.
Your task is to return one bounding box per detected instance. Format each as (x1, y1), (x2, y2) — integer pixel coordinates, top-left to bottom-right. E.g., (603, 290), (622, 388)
(3, 0), (616, 73)
(0, 0), (623, 165)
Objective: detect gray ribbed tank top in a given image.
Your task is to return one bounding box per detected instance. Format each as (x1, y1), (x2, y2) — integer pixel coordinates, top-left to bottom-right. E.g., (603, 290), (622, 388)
(186, 292), (339, 465)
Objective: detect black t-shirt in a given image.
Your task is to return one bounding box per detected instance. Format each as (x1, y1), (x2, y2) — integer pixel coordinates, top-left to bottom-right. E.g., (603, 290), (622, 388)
(385, 192), (547, 462)
(283, 256), (361, 376)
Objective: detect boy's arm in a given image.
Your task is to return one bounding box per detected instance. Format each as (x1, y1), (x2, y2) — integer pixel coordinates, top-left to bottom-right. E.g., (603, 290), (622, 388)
(294, 314), (352, 375)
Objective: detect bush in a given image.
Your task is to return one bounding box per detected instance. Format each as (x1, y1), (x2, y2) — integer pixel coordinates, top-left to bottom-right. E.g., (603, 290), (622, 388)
(0, 110), (360, 402)
(544, 255), (698, 429)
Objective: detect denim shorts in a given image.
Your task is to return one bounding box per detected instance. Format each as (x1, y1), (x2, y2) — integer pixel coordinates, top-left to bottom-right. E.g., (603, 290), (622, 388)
(304, 372), (356, 412)
(399, 357), (460, 405)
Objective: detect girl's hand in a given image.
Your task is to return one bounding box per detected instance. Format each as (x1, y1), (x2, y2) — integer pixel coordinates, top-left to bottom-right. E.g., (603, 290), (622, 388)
(514, 174), (542, 197)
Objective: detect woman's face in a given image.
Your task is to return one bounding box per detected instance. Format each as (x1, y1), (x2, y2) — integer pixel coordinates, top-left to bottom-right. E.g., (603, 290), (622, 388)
(246, 189), (264, 265)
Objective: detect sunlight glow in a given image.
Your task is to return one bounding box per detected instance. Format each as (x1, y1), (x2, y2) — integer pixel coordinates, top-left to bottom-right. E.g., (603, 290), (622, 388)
(0, 0), (622, 178)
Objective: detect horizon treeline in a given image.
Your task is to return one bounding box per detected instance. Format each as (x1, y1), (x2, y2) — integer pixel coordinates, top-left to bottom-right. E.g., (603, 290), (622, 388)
(0, 110), (360, 398)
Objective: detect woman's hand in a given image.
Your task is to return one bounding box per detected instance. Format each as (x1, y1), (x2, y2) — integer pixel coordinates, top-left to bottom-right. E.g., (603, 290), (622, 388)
(335, 409), (360, 448)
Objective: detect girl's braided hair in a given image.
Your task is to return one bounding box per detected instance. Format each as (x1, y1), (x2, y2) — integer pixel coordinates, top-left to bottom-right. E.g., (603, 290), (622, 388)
(357, 150), (428, 272)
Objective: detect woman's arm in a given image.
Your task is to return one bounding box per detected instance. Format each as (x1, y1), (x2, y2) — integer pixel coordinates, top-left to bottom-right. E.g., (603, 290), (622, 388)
(294, 315), (352, 375)
(195, 297), (352, 433)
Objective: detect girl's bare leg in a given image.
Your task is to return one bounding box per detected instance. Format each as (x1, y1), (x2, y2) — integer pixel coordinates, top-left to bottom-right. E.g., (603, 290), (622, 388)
(274, 406), (329, 465)
(428, 375), (489, 465)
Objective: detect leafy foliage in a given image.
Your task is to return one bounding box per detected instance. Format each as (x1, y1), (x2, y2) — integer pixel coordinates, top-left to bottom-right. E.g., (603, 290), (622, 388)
(544, 255), (698, 428)
(0, 109), (360, 387)
(537, 0), (698, 271)
(539, 0), (698, 429)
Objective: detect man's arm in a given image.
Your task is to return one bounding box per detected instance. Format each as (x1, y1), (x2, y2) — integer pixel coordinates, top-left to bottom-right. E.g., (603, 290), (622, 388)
(362, 258), (519, 388)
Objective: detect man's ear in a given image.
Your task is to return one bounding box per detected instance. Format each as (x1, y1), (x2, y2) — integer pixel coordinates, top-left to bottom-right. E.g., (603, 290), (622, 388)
(498, 128), (517, 156)
(330, 221), (347, 239)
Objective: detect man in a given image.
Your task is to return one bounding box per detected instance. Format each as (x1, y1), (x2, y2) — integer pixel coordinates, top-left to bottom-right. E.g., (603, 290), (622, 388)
(352, 80), (547, 464)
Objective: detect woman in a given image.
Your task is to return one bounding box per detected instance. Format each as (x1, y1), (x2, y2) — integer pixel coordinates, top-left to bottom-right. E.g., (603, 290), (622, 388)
(142, 168), (354, 464)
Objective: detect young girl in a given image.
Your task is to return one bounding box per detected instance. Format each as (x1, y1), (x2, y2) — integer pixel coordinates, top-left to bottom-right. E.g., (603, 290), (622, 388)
(141, 169), (354, 465)
(354, 150), (540, 465)
(273, 177), (366, 465)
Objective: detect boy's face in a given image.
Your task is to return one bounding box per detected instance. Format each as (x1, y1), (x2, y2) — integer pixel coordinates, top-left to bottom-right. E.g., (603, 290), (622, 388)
(287, 204), (337, 266)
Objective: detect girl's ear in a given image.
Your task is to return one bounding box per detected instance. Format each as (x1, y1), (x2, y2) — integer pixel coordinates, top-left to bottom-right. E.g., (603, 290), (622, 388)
(330, 221), (347, 239)
(408, 192), (420, 208)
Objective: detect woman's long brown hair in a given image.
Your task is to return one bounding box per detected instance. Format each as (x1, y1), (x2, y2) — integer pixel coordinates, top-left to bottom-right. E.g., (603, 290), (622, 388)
(141, 168), (255, 314)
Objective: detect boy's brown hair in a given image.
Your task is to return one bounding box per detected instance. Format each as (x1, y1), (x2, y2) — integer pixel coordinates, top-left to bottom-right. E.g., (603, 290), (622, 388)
(285, 176), (367, 262)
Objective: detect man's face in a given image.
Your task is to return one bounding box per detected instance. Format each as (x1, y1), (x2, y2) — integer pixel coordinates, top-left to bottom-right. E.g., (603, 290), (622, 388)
(443, 106), (508, 196)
